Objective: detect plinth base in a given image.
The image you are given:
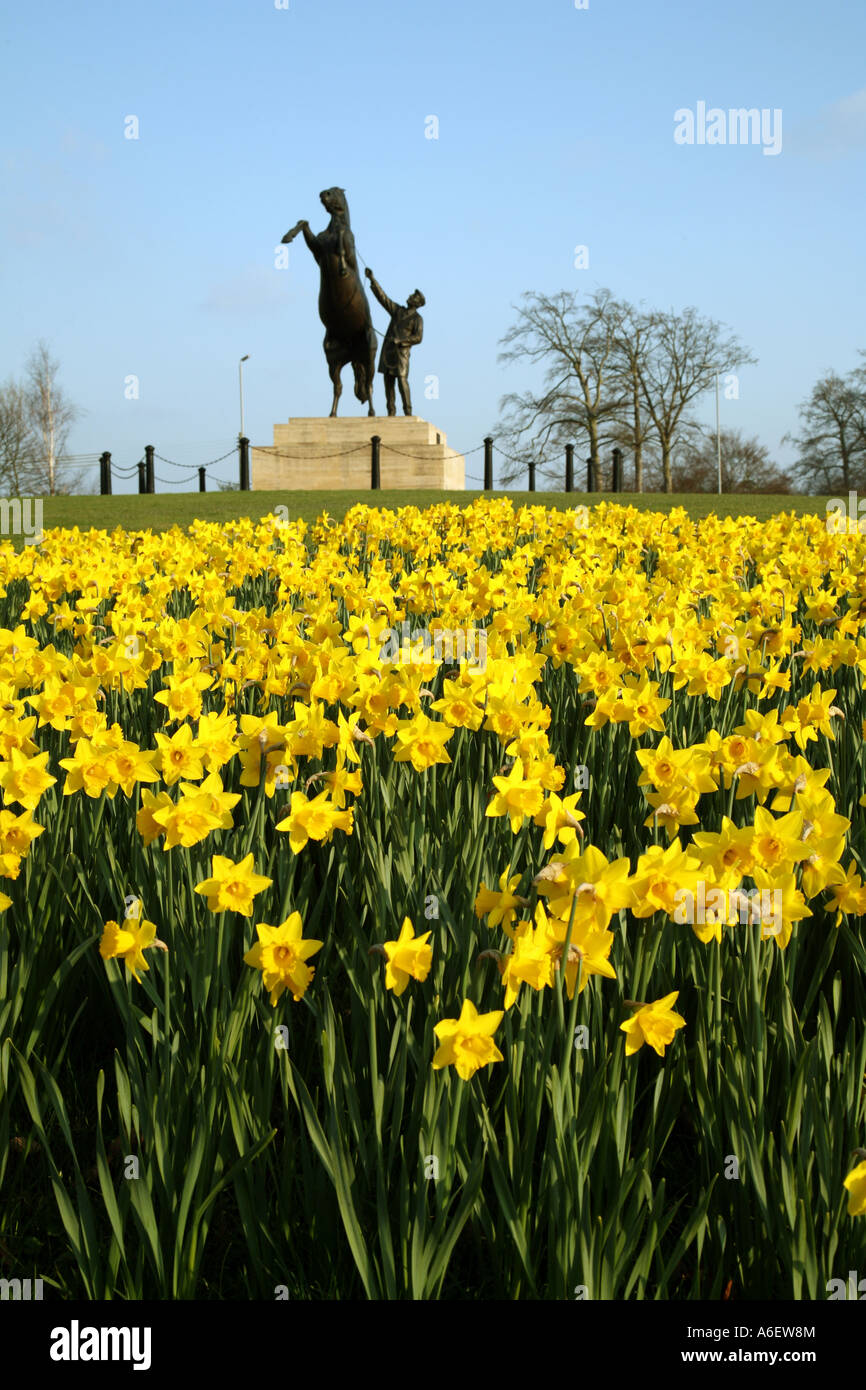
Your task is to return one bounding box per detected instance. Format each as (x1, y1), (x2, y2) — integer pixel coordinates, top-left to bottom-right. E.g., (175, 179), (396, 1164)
(251, 417), (465, 491)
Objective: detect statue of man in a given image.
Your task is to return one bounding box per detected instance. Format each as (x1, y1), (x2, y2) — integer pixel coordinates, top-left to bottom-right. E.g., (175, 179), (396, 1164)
(364, 268), (425, 416)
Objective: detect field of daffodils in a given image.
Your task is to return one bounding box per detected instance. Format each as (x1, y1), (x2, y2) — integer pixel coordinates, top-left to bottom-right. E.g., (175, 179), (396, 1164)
(1, 497), (864, 1299)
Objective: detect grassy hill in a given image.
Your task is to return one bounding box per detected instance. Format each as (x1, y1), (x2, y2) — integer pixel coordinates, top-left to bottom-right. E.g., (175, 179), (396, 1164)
(6, 489), (837, 538)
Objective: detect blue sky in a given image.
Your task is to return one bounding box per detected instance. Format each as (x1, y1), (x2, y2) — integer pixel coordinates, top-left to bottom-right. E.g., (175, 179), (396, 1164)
(2, 0), (865, 492)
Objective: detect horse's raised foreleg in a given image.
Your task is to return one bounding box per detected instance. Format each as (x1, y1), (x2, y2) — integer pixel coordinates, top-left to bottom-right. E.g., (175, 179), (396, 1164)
(281, 220), (306, 245)
(281, 220), (323, 265)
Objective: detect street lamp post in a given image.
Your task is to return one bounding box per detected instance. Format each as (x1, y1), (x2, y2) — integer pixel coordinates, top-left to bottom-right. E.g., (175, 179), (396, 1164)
(716, 372), (722, 495)
(239, 355), (250, 441)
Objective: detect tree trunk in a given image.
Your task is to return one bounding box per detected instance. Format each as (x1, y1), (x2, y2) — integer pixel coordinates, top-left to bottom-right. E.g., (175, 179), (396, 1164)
(662, 442), (672, 493)
(588, 417), (600, 489)
(840, 427), (851, 490)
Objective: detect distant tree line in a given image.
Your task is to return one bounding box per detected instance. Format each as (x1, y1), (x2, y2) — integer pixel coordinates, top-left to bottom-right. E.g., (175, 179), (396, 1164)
(2, 326), (864, 498)
(493, 288), (866, 495)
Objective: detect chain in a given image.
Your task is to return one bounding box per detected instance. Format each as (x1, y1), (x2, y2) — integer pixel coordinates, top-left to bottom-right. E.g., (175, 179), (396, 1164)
(264, 440), (373, 462)
(365, 440), (487, 462)
(154, 445), (238, 470)
(154, 471), (200, 485)
(98, 437), (507, 480)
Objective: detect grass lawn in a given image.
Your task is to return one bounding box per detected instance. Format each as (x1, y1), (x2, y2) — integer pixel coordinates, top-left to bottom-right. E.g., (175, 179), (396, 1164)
(13, 489), (836, 536)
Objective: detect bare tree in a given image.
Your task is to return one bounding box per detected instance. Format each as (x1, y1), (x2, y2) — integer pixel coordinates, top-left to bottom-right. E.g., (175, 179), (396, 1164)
(0, 379), (40, 494)
(492, 291), (755, 495)
(670, 427), (791, 493)
(604, 299), (657, 491)
(493, 288), (629, 486)
(25, 341), (83, 496)
(784, 368), (866, 494)
(633, 308), (756, 493)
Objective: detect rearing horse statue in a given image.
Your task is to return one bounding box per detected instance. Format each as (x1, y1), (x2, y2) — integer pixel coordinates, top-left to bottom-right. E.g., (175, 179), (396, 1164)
(282, 188), (376, 417)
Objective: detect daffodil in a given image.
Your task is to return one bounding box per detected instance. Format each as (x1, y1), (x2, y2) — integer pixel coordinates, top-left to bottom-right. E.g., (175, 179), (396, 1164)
(58, 738), (118, 799)
(486, 760), (545, 833)
(629, 840), (704, 919)
(382, 917), (433, 996)
(533, 790), (585, 849)
(751, 868), (811, 949)
(611, 676), (671, 736)
(749, 806), (811, 874)
(136, 789), (174, 846)
(535, 842), (632, 931)
(243, 912), (323, 1005)
(391, 712), (454, 772)
(432, 999), (504, 1081)
(0, 748), (57, 810)
(194, 854), (272, 916)
(691, 817), (756, 889)
(620, 991), (686, 1058)
(825, 861), (866, 926)
(474, 871), (526, 936)
(150, 788), (224, 850)
(153, 725), (206, 785)
(0, 808), (44, 859)
(779, 684), (841, 751)
(275, 790), (353, 853)
(153, 667), (213, 722)
(843, 1159), (866, 1216)
(498, 915), (555, 1009)
(544, 908), (617, 998)
(99, 916), (166, 983)
(429, 677), (485, 729)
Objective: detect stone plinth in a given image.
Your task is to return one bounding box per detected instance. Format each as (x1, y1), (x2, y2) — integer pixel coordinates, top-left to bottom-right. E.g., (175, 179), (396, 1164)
(251, 417), (465, 491)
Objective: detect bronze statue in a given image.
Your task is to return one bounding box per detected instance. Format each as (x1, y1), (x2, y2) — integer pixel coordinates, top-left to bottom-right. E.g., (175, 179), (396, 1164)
(364, 268), (425, 416)
(281, 189), (376, 417)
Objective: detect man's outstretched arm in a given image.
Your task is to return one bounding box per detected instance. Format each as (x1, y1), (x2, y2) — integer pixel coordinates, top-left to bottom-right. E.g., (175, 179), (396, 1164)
(364, 268), (397, 317)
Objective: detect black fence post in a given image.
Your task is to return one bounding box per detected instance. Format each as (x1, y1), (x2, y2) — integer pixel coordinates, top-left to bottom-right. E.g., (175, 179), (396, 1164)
(198, 467), (206, 492)
(586, 456), (594, 492)
(483, 436), (493, 491)
(137, 460), (146, 493)
(612, 447), (623, 492)
(100, 451), (112, 495)
(528, 459), (536, 492)
(239, 436), (251, 490)
(145, 444), (155, 494)
(565, 443), (574, 493)
(371, 435), (381, 489)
